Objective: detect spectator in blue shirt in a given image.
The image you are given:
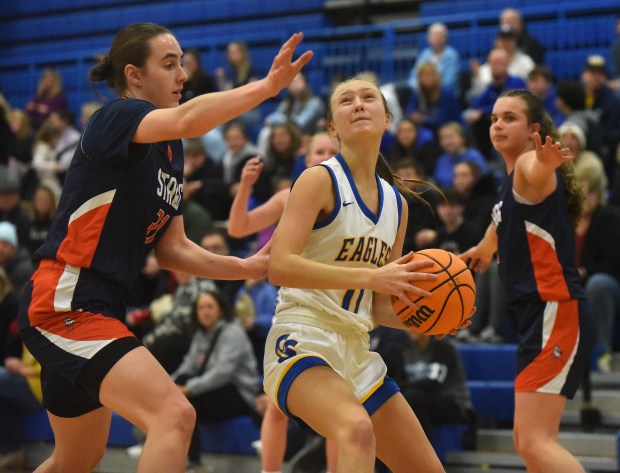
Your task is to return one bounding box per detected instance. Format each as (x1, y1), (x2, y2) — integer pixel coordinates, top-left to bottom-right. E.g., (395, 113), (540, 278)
(464, 48), (526, 159)
(527, 66), (563, 127)
(406, 61), (462, 135)
(408, 23), (461, 96)
(434, 122), (489, 189)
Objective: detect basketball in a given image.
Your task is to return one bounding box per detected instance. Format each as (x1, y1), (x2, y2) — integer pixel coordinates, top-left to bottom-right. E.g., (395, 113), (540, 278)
(391, 249), (476, 335)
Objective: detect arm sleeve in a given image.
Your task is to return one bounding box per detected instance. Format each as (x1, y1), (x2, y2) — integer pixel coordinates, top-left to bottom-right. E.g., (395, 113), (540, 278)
(82, 99), (156, 168)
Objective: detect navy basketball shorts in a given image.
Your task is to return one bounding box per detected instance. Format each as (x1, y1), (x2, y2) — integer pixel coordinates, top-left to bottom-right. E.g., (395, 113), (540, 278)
(18, 260), (141, 417)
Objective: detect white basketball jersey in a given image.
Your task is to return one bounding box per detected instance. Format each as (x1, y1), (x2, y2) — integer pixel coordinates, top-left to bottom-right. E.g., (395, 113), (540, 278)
(276, 155), (403, 333)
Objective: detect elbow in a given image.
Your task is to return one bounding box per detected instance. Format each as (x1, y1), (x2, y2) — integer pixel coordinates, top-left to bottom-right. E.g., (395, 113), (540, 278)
(227, 225), (244, 239)
(267, 259), (287, 287)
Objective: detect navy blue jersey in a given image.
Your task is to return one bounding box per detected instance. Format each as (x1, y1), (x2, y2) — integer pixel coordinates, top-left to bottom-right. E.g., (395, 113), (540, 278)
(494, 171), (585, 303)
(35, 99), (184, 294)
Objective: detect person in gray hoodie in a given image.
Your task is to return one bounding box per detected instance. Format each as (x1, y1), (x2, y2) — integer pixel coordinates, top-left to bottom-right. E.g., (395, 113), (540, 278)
(172, 288), (260, 472)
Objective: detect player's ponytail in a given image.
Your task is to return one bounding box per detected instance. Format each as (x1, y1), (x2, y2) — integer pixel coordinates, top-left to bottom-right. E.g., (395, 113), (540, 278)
(89, 23), (172, 97)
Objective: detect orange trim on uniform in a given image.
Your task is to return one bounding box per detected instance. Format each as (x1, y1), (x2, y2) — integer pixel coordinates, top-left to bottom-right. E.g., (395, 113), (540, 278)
(37, 310), (134, 341)
(28, 261), (65, 326)
(515, 299), (579, 392)
(526, 232), (570, 301)
(57, 202), (112, 268)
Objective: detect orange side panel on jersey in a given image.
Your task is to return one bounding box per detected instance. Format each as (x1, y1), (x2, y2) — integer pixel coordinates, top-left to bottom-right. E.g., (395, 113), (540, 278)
(28, 263), (64, 326)
(57, 202), (112, 268)
(516, 300), (579, 392)
(40, 310), (134, 341)
(526, 232), (570, 301)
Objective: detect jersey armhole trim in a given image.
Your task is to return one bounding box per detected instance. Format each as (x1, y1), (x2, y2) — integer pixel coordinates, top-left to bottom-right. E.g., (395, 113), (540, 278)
(313, 164), (341, 230)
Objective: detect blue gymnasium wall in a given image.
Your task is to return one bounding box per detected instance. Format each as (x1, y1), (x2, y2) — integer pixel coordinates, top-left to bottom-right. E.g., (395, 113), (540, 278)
(0, 1), (618, 115)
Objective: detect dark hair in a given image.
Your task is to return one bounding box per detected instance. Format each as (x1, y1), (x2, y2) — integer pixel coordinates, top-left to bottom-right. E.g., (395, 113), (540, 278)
(52, 108), (76, 127)
(527, 65), (553, 83)
(556, 80), (586, 111)
(499, 89), (584, 226)
(184, 138), (208, 157)
(438, 186), (465, 206)
(267, 121), (302, 164)
(224, 121), (250, 140)
(90, 23), (172, 96)
(282, 72), (313, 115)
(184, 48), (203, 68)
(191, 289), (235, 331)
(392, 158), (425, 177)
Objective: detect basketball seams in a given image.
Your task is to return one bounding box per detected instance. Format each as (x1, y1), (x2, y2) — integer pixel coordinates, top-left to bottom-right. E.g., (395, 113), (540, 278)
(391, 249), (476, 335)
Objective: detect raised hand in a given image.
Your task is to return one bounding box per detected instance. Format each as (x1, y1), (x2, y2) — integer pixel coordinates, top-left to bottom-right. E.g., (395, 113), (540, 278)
(264, 33), (313, 97)
(240, 156), (264, 189)
(534, 132), (574, 168)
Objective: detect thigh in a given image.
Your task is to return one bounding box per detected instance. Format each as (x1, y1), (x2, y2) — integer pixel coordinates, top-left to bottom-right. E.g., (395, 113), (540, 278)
(514, 391), (564, 440)
(286, 365), (368, 441)
(371, 392), (444, 473)
(98, 346), (190, 432)
(47, 407), (112, 469)
(263, 322), (345, 414)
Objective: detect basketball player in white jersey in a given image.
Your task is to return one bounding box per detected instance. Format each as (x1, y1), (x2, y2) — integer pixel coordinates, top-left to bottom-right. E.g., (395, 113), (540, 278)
(264, 75), (468, 473)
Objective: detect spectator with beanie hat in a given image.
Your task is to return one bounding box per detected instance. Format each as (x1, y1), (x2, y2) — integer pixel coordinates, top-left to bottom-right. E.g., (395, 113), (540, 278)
(0, 221), (34, 296)
(581, 54), (620, 180)
(0, 164), (31, 249)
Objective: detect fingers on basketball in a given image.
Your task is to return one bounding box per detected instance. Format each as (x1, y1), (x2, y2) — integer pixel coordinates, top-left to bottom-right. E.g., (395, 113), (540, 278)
(391, 249), (476, 335)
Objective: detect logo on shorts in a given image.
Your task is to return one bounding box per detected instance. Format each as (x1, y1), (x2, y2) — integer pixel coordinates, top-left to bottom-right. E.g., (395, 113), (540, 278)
(553, 344), (563, 359)
(275, 334), (298, 363)
(64, 317), (76, 330)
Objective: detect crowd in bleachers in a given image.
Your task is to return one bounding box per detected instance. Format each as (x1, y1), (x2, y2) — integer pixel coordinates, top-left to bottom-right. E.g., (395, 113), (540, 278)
(1, 5), (620, 471)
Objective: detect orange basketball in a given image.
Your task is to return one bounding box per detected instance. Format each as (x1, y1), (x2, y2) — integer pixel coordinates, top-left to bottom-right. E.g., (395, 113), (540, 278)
(391, 249), (476, 335)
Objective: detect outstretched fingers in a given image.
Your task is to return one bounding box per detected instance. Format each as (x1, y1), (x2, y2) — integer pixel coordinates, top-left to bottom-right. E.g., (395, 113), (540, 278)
(268, 33), (313, 93)
(535, 132), (574, 164)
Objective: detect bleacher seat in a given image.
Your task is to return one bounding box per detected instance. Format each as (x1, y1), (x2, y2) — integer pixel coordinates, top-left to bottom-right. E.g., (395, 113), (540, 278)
(457, 344), (517, 382)
(467, 380), (515, 422)
(457, 344), (517, 423)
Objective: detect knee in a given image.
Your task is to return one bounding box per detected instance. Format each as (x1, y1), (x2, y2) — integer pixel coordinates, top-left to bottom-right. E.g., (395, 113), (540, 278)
(172, 397), (197, 438)
(151, 396), (196, 440)
(336, 415), (375, 454)
(512, 428), (543, 461)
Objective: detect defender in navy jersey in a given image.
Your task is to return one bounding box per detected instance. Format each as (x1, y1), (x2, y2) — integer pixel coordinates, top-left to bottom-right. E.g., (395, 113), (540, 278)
(17, 23), (312, 473)
(264, 75), (470, 473)
(462, 89), (595, 473)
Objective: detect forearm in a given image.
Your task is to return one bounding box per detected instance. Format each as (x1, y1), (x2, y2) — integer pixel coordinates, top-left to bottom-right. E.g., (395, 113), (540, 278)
(140, 80), (274, 142)
(177, 80), (272, 137)
(155, 237), (250, 281)
(479, 222), (498, 255)
(269, 253), (372, 290)
(228, 183), (253, 237)
(372, 293), (407, 330)
(520, 152), (559, 188)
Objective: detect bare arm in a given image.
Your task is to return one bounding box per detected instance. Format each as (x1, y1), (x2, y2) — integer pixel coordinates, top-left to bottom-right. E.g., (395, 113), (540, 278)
(228, 157), (289, 237)
(513, 133), (573, 203)
(155, 216), (268, 281)
(269, 176), (435, 299)
(133, 34), (313, 143)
